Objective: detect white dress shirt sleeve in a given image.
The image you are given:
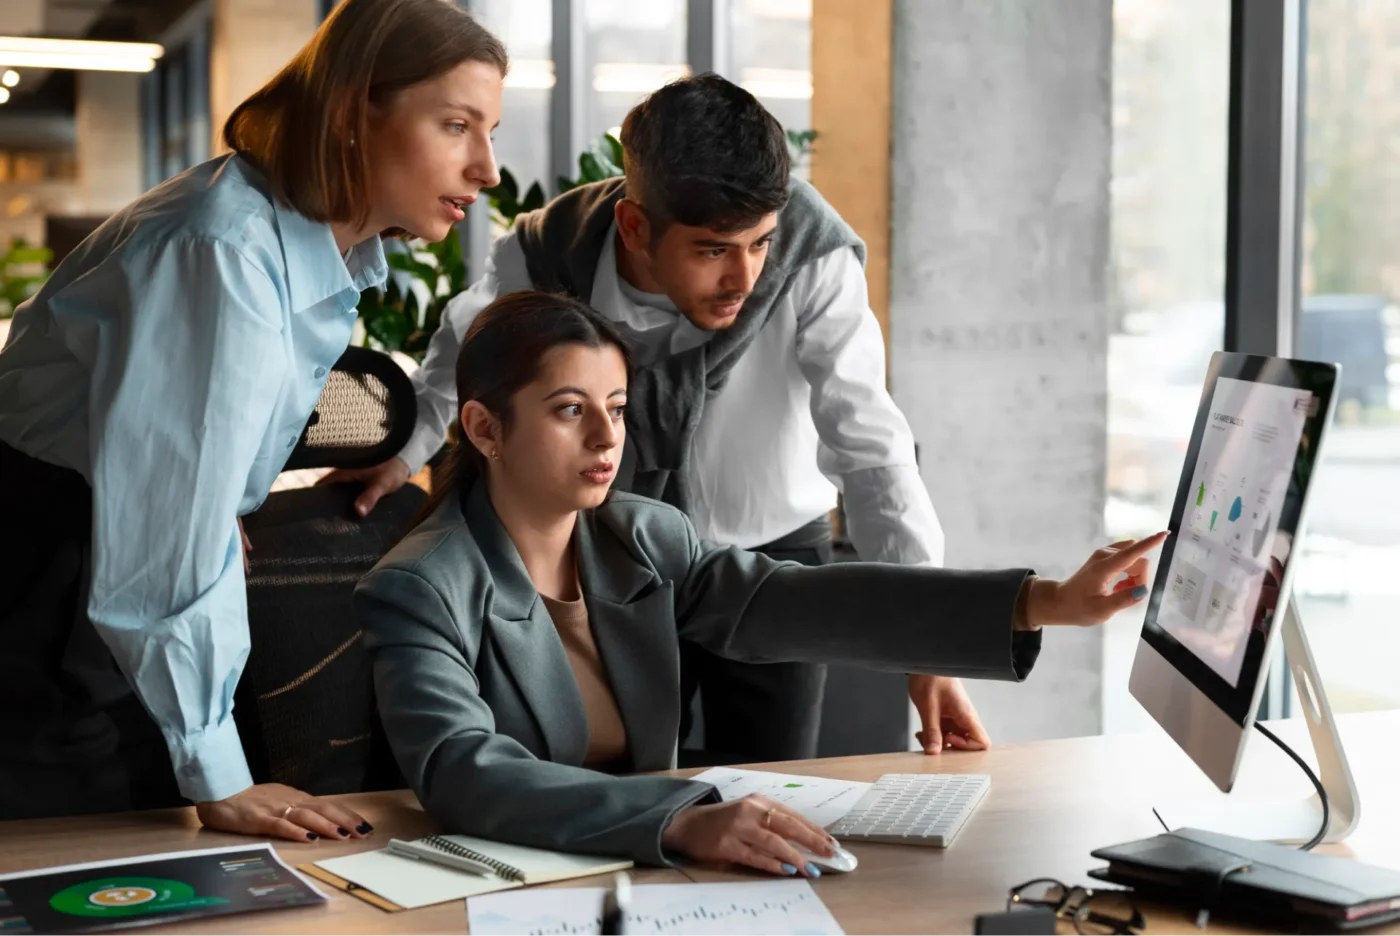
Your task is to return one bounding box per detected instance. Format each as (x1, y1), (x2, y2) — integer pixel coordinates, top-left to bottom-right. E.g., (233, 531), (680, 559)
(84, 236), (287, 803)
(395, 239), (512, 474)
(792, 248), (946, 567)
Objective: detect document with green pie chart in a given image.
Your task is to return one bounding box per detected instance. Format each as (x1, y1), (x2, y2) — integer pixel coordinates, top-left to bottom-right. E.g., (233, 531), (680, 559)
(0, 844), (324, 933)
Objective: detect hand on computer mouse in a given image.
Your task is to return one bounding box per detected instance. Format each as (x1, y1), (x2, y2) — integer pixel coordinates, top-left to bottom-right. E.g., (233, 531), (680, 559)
(661, 794), (835, 878)
(795, 841), (859, 874)
(1024, 531), (1168, 628)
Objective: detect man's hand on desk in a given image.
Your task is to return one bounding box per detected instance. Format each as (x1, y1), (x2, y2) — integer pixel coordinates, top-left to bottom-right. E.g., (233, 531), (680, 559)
(908, 675), (990, 755)
(318, 457), (412, 517)
(196, 783), (375, 843)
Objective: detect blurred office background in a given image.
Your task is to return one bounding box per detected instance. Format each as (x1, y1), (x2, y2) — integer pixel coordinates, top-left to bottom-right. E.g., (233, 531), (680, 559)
(0, 0), (1394, 747)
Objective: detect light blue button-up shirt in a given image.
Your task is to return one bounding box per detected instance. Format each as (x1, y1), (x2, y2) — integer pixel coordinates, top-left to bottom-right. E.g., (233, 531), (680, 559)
(0, 154), (387, 802)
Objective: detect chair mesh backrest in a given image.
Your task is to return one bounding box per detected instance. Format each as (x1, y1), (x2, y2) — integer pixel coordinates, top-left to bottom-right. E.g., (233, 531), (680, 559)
(238, 483), (424, 794)
(283, 345), (417, 472)
(237, 347), (425, 794)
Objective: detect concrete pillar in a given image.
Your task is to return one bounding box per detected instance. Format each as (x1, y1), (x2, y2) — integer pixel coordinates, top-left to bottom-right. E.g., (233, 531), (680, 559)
(75, 72), (144, 214)
(889, 0), (1113, 742)
(209, 0), (321, 154)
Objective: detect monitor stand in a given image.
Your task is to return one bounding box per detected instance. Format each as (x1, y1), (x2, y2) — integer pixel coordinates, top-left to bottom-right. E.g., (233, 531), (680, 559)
(1154, 597), (1361, 845)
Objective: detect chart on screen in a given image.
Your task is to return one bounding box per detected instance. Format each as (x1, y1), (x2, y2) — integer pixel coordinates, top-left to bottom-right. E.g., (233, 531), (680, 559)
(467, 880), (844, 935)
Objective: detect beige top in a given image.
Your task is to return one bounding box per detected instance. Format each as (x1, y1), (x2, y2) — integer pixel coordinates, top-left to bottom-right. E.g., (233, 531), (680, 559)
(540, 593), (630, 766)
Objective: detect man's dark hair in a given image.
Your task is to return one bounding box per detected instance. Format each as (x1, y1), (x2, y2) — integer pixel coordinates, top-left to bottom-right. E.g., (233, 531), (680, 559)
(620, 73), (791, 235)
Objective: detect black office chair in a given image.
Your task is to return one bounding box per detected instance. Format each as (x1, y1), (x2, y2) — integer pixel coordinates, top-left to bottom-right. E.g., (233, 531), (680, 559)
(236, 346), (428, 795)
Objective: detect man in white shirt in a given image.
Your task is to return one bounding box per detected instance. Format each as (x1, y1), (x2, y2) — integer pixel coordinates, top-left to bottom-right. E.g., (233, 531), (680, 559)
(331, 74), (989, 763)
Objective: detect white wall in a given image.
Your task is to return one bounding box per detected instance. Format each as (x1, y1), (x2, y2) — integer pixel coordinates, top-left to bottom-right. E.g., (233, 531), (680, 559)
(75, 72), (143, 214)
(889, 0), (1114, 743)
(209, 0), (321, 155)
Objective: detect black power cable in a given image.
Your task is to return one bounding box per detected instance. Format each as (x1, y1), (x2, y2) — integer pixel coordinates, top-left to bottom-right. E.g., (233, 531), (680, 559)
(1149, 721), (1330, 851)
(1253, 720), (1330, 851)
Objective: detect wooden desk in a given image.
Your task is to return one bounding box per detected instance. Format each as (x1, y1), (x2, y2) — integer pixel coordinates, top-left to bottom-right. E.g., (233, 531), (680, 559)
(2, 711), (1397, 934)
(671, 710), (1400, 934)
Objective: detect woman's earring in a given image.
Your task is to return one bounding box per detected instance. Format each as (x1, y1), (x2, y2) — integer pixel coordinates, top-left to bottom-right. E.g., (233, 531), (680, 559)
(490, 449), (499, 461)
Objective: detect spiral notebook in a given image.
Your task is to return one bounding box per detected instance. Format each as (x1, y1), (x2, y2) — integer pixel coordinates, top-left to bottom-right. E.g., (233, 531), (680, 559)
(302, 835), (632, 911)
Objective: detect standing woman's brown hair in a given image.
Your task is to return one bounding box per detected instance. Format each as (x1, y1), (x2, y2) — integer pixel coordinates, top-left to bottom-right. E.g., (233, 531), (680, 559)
(226, 0), (508, 239)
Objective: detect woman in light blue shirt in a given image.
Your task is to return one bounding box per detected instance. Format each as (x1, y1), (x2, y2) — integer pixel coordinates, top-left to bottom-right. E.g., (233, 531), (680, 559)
(0, 0), (505, 839)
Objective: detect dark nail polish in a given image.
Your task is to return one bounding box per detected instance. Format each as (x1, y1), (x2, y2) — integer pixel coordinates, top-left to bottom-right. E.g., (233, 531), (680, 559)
(1131, 585), (1149, 599)
(338, 827), (350, 837)
(780, 863), (798, 876)
(805, 863), (822, 878)
(306, 832), (320, 841)
(356, 822), (374, 834)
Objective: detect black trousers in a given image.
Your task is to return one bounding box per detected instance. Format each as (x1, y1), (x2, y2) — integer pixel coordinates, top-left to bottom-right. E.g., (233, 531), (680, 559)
(0, 441), (183, 820)
(677, 516), (832, 765)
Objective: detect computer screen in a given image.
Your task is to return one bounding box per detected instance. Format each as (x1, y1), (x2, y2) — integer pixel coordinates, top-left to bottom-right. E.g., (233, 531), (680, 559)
(1139, 353), (1338, 729)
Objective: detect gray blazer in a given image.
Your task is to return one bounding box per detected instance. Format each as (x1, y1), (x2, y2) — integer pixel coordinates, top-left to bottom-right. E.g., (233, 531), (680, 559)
(356, 482), (1041, 866)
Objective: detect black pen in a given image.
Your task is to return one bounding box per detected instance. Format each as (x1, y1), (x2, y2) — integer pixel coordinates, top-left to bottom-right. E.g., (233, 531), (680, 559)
(601, 871), (631, 936)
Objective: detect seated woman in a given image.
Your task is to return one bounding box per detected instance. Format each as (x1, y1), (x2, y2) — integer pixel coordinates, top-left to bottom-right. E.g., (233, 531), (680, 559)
(356, 291), (1165, 878)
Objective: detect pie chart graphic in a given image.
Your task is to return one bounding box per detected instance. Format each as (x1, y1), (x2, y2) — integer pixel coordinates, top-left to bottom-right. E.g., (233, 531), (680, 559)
(50, 877), (226, 919)
(1251, 510), (1271, 558)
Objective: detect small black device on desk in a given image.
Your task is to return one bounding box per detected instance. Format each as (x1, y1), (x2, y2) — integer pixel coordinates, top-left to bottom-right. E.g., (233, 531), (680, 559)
(973, 906), (1057, 935)
(1089, 827), (1400, 931)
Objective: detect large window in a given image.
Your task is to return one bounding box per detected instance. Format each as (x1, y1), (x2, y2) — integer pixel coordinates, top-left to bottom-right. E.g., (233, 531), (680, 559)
(1101, 0), (1231, 733)
(731, 0), (811, 137)
(1291, 0), (1400, 713)
(585, 0), (687, 141)
(470, 0), (552, 197)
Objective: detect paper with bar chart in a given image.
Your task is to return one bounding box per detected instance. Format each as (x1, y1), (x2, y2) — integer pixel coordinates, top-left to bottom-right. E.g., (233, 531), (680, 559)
(689, 767), (871, 830)
(467, 880), (844, 935)
(1160, 376), (1313, 685)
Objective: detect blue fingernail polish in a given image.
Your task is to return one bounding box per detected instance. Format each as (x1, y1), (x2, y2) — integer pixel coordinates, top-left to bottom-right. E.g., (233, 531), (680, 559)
(781, 863), (797, 875)
(1131, 585), (1149, 599)
(805, 863), (822, 878)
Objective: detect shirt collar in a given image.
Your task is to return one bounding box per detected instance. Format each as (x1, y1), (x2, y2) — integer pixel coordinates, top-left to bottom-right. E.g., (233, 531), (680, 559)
(272, 196), (388, 313)
(592, 223), (681, 318)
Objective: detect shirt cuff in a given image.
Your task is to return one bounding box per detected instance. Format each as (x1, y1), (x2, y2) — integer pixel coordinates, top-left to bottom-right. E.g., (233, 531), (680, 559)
(170, 717), (256, 803)
(398, 421), (448, 476)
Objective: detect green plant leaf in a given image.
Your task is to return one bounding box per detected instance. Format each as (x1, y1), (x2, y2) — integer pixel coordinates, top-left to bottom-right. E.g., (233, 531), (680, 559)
(521, 181), (547, 213)
(5, 246), (53, 265)
(578, 152), (607, 183)
(387, 253), (440, 289)
(604, 132), (624, 169)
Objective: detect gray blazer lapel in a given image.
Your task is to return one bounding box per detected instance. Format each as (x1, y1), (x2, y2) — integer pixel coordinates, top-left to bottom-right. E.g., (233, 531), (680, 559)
(576, 511), (682, 773)
(463, 484), (589, 766)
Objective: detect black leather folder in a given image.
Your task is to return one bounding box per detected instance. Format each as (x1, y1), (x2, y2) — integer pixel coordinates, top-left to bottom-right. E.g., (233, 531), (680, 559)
(1088, 828), (1400, 931)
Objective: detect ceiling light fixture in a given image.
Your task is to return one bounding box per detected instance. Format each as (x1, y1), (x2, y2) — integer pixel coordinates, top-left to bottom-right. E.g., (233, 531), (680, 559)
(0, 88), (10, 105)
(0, 37), (163, 73)
(1, 69), (18, 87)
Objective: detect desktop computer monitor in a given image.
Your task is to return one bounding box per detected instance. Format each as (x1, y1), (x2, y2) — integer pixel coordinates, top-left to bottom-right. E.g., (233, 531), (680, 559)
(1129, 352), (1359, 843)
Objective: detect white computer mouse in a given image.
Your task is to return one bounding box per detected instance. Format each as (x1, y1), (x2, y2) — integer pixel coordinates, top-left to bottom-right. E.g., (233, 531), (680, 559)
(797, 842), (859, 874)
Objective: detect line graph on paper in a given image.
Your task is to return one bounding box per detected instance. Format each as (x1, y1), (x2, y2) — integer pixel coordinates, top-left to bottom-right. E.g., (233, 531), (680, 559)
(467, 880), (844, 935)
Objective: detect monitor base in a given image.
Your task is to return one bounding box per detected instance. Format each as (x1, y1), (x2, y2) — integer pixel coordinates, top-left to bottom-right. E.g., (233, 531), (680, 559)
(1153, 598), (1360, 845)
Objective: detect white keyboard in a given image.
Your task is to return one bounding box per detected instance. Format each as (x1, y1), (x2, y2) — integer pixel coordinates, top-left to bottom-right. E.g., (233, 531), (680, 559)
(827, 773), (990, 847)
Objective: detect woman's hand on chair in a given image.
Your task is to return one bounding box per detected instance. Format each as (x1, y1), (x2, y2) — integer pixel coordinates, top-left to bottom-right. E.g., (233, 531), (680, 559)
(662, 794), (833, 877)
(196, 783), (374, 843)
(1026, 531), (1170, 628)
